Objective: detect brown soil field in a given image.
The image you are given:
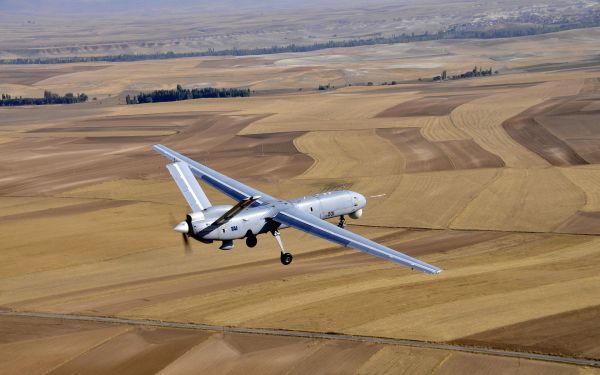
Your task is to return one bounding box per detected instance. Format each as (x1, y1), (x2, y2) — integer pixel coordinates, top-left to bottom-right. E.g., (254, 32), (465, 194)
(376, 128), (504, 172)
(0, 65), (107, 85)
(0, 315), (593, 375)
(375, 94), (479, 117)
(503, 79), (600, 166)
(454, 304), (600, 359)
(503, 99), (589, 166)
(555, 211), (600, 235)
(3, 28), (600, 372)
(0, 112), (311, 196)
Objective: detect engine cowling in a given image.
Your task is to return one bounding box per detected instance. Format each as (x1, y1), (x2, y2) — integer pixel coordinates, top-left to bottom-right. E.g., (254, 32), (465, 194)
(183, 212), (207, 236)
(349, 209), (363, 219)
(187, 211), (205, 222)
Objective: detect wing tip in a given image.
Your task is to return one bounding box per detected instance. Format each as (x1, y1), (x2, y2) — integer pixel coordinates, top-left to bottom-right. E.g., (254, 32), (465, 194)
(421, 265), (443, 274)
(153, 144), (179, 162)
(414, 265), (442, 275)
(408, 260), (442, 275)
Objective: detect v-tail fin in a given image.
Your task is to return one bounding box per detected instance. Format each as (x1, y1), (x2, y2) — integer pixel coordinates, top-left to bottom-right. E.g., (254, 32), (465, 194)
(166, 161), (211, 211)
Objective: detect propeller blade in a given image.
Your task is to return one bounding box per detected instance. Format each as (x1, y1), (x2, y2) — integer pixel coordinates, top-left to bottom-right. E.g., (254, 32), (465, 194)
(182, 233), (192, 255)
(168, 212), (178, 226)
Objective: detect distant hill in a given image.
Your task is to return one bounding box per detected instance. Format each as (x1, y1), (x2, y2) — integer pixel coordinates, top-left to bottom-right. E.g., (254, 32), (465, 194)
(2, 0), (598, 62)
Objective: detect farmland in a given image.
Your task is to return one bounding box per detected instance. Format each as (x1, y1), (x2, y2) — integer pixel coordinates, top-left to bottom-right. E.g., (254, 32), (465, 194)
(1, 22), (600, 374)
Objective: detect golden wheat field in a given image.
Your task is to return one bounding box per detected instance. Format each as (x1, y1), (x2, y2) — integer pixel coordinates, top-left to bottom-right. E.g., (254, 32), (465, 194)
(2, 27), (600, 374)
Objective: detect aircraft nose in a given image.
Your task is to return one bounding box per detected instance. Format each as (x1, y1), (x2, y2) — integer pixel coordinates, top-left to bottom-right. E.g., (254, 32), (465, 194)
(356, 193), (367, 208)
(173, 221), (189, 233)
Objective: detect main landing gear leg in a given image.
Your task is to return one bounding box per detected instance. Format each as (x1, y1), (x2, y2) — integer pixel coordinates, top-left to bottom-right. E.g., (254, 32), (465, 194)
(338, 215), (346, 228)
(273, 230), (293, 265)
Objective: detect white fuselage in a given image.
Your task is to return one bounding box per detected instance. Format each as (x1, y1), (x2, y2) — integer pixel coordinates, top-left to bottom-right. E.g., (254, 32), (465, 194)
(189, 190), (366, 242)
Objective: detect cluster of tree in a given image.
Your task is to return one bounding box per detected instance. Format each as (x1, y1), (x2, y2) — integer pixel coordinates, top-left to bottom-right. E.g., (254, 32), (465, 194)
(433, 67), (497, 81)
(126, 85), (250, 104)
(0, 91), (88, 106)
(0, 35), (439, 65)
(445, 8), (600, 39)
(443, 25), (563, 39)
(4, 15), (600, 65)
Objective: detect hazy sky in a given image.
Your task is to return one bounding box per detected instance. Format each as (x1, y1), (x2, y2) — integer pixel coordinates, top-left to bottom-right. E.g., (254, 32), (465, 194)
(0, 0), (393, 16)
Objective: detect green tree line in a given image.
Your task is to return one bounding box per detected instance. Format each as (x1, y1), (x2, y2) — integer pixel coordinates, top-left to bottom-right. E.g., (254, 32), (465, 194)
(3, 17), (600, 65)
(0, 90), (88, 106)
(126, 85), (250, 104)
(433, 66), (497, 81)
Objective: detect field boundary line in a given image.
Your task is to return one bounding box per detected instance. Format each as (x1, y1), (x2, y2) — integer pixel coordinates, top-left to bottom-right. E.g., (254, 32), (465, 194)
(1, 309), (599, 368)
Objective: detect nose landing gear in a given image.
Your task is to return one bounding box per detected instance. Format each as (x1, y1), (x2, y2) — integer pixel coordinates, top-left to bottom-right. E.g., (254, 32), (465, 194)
(246, 233), (258, 248)
(272, 230), (293, 265)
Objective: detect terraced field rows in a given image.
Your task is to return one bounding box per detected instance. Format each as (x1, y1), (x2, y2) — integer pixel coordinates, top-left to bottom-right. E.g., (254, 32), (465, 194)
(561, 166), (600, 212)
(294, 130), (405, 179)
(421, 115), (470, 142)
(451, 168), (585, 232)
(450, 81), (582, 168)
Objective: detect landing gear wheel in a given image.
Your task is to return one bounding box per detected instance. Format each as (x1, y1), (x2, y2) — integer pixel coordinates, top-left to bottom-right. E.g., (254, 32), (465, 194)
(280, 252), (293, 265)
(246, 235), (257, 248)
(338, 215), (346, 228)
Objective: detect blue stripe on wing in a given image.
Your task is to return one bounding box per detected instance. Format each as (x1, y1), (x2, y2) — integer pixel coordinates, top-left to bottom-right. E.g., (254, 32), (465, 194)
(276, 210), (352, 246)
(274, 209), (442, 274)
(199, 173), (248, 202)
(154, 144), (275, 205)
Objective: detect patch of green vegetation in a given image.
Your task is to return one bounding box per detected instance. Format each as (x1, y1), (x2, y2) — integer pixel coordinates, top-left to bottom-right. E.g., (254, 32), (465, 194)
(0, 91), (88, 106)
(126, 84), (250, 104)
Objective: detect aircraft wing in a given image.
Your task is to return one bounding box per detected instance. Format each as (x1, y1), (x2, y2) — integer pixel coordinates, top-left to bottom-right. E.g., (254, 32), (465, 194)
(154, 144), (277, 205)
(273, 208), (442, 274)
